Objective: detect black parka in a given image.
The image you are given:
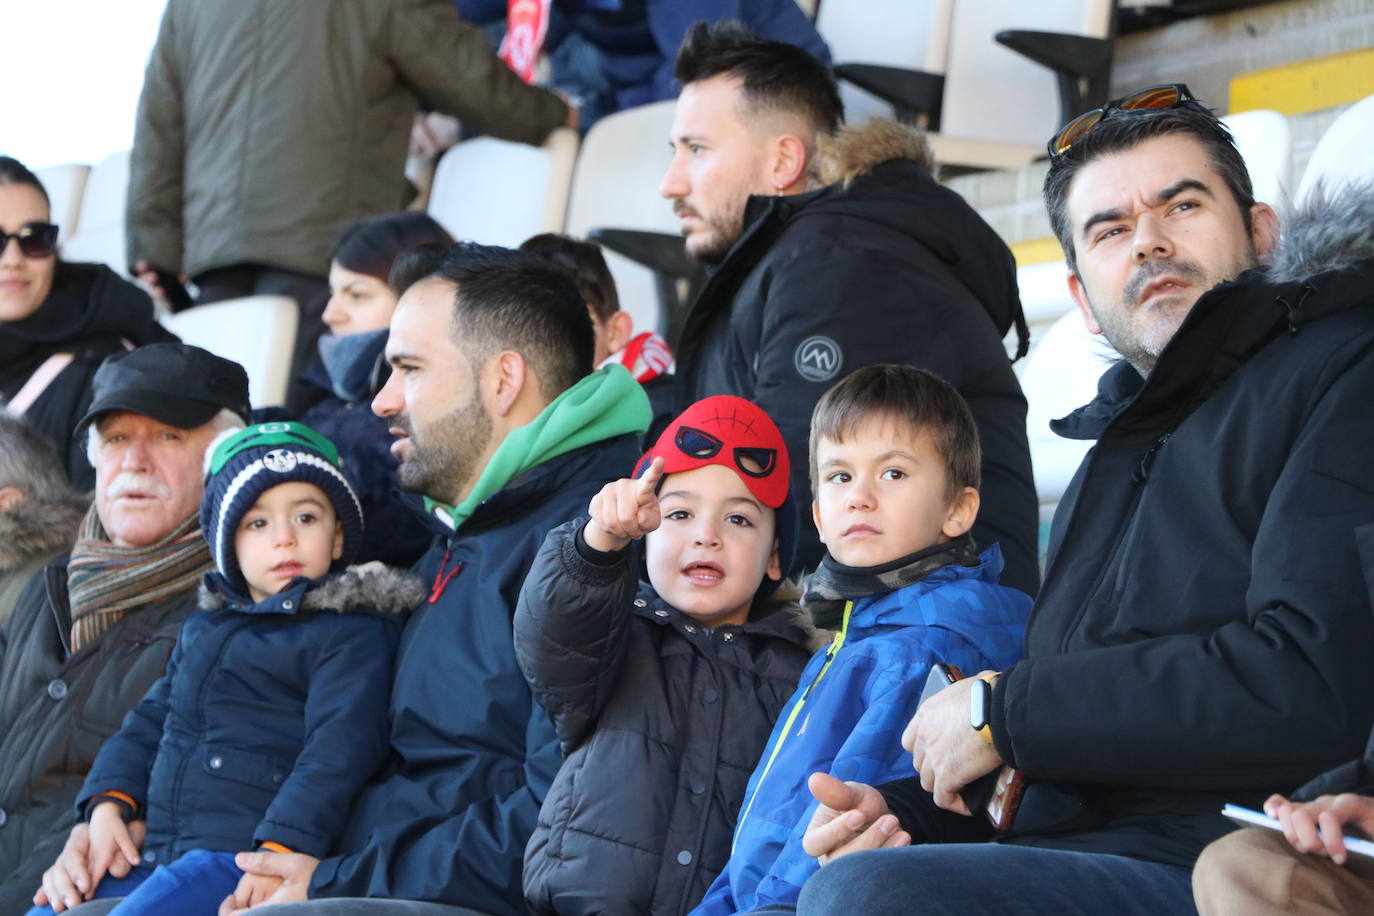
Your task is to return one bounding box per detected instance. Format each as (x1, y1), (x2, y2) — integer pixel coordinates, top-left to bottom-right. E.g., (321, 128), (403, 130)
(670, 122), (1038, 595)
(980, 191), (1374, 868)
(515, 519), (816, 916)
(0, 555), (196, 913)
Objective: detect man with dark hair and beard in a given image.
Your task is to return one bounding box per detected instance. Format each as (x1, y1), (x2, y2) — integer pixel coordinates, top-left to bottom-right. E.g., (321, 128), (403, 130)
(777, 89), (1374, 916)
(225, 243), (651, 915)
(659, 22), (1038, 597)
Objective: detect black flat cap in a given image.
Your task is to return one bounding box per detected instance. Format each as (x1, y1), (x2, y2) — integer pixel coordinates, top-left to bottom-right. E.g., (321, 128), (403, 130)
(75, 343), (251, 434)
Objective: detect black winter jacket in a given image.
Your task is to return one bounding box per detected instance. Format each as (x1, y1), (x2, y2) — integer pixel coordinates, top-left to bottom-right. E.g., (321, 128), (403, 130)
(0, 263), (176, 489)
(0, 554), (195, 913)
(516, 519), (816, 915)
(670, 122), (1038, 595)
(76, 566), (415, 861)
(925, 189), (1374, 869)
(1289, 521), (1374, 803)
(312, 434), (643, 912)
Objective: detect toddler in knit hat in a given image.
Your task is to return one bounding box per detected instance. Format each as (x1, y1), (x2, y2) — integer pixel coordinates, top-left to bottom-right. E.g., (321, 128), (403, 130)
(32, 423), (422, 916)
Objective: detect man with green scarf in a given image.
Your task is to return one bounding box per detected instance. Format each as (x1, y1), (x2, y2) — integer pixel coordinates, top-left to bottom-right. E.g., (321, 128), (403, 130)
(230, 244), (650, 915)
(0, 344), (249, 913)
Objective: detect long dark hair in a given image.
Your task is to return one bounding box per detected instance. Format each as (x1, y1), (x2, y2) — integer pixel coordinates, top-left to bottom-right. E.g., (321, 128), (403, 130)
(329, 212), (454, 282)
(0, 156), (51, 206)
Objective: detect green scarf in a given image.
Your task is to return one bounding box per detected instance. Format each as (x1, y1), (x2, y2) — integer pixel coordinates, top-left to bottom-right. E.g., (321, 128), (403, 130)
(426, 365), (651, 531)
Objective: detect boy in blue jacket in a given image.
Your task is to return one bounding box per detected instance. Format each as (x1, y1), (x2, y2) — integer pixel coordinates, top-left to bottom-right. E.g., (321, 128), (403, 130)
(692, 365), (1033, 915)
(31, 423), (420, 915)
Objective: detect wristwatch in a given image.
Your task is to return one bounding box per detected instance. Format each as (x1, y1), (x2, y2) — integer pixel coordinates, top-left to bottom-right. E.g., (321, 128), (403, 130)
(970, 674), (995, 744)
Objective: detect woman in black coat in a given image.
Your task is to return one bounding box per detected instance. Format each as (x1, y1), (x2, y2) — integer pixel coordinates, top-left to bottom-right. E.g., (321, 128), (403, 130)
(0, 157), (176, 489)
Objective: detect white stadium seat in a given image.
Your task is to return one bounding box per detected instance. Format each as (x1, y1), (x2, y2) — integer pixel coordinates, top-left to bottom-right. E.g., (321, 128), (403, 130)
(59, 150), (131, 276)
(162, 296), (299, 409)
(427, 127), (579, 248)
(816, 0), (953, 127)
(1296, 92), (1374, 204)
(1220, 109), (1292, 209)
(35, 163), (90, 245)
(564, 100), (682, 337)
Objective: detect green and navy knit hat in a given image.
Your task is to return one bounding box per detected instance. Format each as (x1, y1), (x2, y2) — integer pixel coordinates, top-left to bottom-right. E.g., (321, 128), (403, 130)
(200, 421), (364, 593)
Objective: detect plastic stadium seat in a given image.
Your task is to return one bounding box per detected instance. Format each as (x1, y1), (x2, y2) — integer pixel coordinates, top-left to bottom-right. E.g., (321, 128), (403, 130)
(816, 0), (953, 128)
(818, 1), (1113, 170)
(35, 163), (90, 245)
(929, 0), (1114, 170)
(162, 296), (299, 409)
(1009, 259), (1076, 370)
(59, 150), (131, 276)
(564, 101), (683, 340)
(1296, 93), (1374, 204)
(427, 128), (579, 248)
(1220, 109), (1292, 208)
(1020, 308), (1118, 555)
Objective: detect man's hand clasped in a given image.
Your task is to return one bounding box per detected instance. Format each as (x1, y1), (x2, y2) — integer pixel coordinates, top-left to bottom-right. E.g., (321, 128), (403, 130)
(902, 671), (1004, 816)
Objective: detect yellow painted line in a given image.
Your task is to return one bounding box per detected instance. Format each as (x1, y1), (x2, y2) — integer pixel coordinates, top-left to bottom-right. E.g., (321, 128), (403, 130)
(1231, 48), (1374, 116)
(1010, 236), (1066, 267)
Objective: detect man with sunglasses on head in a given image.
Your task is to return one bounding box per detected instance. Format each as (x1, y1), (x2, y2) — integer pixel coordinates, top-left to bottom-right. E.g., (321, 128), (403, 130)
(769, 86), (1374, 915)
(0, 157), (176, 490)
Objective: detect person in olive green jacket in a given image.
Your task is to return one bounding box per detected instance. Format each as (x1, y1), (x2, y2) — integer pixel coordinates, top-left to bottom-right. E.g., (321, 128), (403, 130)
(126, 0), (573, 408)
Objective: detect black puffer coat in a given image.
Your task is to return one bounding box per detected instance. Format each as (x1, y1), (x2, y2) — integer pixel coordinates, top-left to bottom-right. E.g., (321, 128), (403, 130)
(670, 122), (1038, 595)
(983, 189), (1374, 868)
(0, 263), (176, 489)
(515, 519), (817, 916)
(0, 554), (195, 913)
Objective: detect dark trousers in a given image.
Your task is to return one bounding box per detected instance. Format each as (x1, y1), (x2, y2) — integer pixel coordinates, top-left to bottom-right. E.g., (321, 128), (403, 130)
(747, 843), (1196, 915)
(194, 263), (330, 414)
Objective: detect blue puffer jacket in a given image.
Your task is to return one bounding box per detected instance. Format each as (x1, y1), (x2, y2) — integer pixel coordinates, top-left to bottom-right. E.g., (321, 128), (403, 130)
(76, 566), (418, 860)
(691, 546), (1031, 914)
(312, 433), (644, 912)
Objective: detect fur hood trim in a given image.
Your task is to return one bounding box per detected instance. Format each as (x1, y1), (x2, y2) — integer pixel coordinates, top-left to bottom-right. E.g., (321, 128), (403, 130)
(1266, 181), (1374, 285)
(199, 561), (426, 615)
(0, 492), (89, 572)
(816, 120), (934, 187)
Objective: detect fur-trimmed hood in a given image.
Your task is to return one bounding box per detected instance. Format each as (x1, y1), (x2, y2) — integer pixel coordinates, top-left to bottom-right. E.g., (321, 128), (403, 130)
(814, 120), (935, 187)
(0, 492), (89, 572)
(199, 561), (426, 615)
(1266, 181), (1374, 285)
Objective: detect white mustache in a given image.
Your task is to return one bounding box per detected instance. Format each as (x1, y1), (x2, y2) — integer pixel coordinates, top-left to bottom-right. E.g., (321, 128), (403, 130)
(107, 473), (172, 500)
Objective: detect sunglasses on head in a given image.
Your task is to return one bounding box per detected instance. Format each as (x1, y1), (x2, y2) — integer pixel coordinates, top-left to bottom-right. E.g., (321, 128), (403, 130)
(1048, 84), (1204, 159)
(674, 426), (777, 478)
(0, 222), (60, 259)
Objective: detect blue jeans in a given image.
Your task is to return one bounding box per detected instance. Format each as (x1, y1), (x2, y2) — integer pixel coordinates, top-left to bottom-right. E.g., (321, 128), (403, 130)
(760, 844), (1196, 915)
(30, 849), (243, 916)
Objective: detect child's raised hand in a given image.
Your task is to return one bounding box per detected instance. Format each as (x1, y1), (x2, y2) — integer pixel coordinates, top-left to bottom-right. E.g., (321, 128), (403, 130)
(219, 870), (284, 914)
(585, 456), (665, 552)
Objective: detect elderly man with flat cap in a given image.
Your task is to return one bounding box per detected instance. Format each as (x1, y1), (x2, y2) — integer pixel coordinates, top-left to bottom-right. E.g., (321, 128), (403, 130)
(0, 342), (249, 912)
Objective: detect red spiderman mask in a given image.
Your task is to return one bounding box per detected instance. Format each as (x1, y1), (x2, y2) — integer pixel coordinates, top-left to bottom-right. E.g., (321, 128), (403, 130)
(634, 396), (789, 508)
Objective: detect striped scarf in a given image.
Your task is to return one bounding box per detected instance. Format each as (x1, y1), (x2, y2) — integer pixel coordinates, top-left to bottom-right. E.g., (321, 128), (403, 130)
(66, 505), (211, 652)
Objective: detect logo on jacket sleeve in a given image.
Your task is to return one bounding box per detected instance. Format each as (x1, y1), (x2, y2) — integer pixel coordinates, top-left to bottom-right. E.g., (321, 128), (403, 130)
(794, 336), (842, 382)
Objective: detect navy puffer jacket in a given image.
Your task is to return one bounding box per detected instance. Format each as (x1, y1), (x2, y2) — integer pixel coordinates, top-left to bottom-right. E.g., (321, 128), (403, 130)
(76, 565), (419, 859)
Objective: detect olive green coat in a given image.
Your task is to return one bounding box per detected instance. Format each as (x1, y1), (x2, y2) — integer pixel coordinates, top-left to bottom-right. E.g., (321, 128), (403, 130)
(127, 0), (568, 279)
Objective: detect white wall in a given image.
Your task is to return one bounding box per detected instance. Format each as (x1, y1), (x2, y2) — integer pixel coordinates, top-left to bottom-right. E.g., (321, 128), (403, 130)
(3, 1), (167, 169)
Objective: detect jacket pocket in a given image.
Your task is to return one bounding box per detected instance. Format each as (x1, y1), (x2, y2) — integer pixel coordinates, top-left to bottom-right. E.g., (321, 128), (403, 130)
(201, 746), (293, 791)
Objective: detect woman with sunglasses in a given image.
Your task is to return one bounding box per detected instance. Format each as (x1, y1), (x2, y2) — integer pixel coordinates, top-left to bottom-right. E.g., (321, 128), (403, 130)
(0, 157), (176, 490)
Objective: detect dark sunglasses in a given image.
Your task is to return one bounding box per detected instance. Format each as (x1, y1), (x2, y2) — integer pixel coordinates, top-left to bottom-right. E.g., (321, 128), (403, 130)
(674, 426), (777, 478)
(0, 221), (60, 259)
(1048, 84), (1203, 159)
